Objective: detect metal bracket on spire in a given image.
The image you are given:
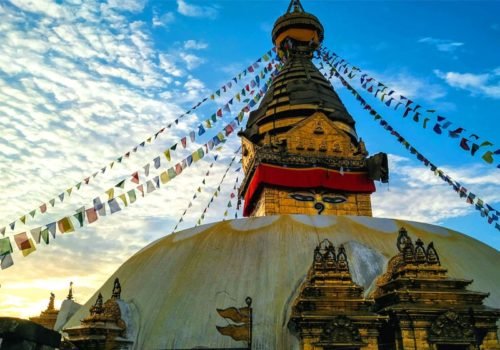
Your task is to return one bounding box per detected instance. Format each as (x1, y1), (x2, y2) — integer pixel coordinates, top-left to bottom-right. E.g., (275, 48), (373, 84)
(286, 0), (305, 13)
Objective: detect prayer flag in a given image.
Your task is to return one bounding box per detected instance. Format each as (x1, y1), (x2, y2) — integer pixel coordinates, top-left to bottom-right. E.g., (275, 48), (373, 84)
(154, 156), (161, 169)
(49, 198), (56, 207)
(105, 188), (115, 200)
(137, 184), (145, 197)
(14, 232), (31, 250)
(175, 163), (182, 175)
(144, 163), (150, 177)
(190, 131), (196, 142)
(146, 180), (156, 193)
(168, 168), (176, 179)
(47, 222), (56, 238)
(0, 237), (13, 255)
(108, 199), (122, 213)
(181, 137), (187, 148)
(1, 253), (14, 269)
(119, 194), (128, 207)
(482, 151), (494, 164)
(86, 208), (98, 224)
(131, 172), (139, 184)
(198, 125), (206, 136)
(73, 211), (85, 227)
(115, 180), (126, 188)
(40, 203), (47, 213)
(58, 217), (75, 234)
(160, 171), (170, 184)
(128, 189), (137, 204)
(164, 149), (171, 161)
(93, 197), (106, 216)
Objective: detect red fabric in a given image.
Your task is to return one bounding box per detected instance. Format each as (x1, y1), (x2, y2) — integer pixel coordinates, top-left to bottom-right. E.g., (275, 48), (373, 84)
(243, 164), (375, 216)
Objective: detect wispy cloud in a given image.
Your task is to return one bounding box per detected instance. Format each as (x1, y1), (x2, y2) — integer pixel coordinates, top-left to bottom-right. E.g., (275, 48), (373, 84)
(153, 10), (175, 28)
(176, 0), (218, 20)
(183, 40), (208, 50)
(434, 68), (500, 99)
(372, 155), (500, 223)
(418, 37), (464, 53)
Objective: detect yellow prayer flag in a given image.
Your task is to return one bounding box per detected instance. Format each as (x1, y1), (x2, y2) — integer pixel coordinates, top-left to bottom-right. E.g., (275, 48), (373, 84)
(160, 171), (170, 184)
(58, 217), (75, 234)
(106, 188), (114, 200)
(192, 150), (201, 162)
(119, 194), (128, 207)
(164, 149), (171, 161)
(67, 188), (73, 196)
(20, 215), (26, 224)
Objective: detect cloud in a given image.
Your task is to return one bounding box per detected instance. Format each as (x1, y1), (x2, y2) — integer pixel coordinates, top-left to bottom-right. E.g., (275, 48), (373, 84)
(183, 40), (208, 50)
(106, 0), (147, 13)
(176, 0), (218, 19)
(418, 37), (464, 53)
(153, 10), (175, 28)
(180, 52), (205, 70)
(372, 155), (500, 223)
(434, 68), (500, 99)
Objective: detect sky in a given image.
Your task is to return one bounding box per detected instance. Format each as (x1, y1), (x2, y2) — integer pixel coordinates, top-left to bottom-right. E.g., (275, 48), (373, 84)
(0, 0), (499, 319)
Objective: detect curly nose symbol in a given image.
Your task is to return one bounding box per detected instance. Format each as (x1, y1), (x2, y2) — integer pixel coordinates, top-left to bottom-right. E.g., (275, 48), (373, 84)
(314, 202), (325, 215)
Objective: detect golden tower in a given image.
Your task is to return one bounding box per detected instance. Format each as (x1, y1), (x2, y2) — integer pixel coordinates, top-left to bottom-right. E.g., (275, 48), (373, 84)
(239, 0), (388, 218)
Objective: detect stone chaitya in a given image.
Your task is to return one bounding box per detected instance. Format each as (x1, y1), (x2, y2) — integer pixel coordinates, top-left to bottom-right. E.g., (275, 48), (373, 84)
(62, 278), (133, 350)
(289, 239), (386, 350)
(29, 292), (60, 330)
(373, 228), (500, 350)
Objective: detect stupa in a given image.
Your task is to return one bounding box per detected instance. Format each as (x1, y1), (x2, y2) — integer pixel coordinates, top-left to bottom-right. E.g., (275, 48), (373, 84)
(61, 1), (500, 349)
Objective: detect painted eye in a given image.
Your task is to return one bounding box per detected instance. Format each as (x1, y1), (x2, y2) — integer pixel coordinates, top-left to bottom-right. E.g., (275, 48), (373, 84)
(322, 195), (346, 204)
(290, 194), (315, 202)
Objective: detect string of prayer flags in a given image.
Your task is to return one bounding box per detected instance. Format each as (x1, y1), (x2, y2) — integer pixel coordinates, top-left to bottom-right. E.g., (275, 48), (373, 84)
(0, 60), (282, 269)
(196, 150), (242, 227)
(321, 47), (497, 169)
(0, 53), (278, 234)
(329, 64), (500, 230)
(171, 155), (222, 232)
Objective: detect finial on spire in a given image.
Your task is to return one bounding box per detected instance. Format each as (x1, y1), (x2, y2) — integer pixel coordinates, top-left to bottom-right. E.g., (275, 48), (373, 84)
(287, 0), (305, 13)
(67, 281), (74, 300)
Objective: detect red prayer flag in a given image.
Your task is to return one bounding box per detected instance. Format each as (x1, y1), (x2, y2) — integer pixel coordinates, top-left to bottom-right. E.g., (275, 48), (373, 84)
(85, 208), (98, 224)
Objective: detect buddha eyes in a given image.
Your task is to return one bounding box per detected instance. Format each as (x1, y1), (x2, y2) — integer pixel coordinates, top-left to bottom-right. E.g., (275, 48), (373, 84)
(290, 193), (347, 204)
(322, 195), (346, 204)
(290, 194), (315, 202)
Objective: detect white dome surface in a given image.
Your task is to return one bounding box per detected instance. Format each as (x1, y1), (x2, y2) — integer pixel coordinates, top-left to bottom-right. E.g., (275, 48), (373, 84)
(63, 215), (500, 349)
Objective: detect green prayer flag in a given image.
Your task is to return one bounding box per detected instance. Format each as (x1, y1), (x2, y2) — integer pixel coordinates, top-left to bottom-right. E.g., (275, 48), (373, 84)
(0, 237), (13, 255)
(73, 212), (85, 227)
(41, 228), (49, 244)
(128, 189), (137, 204)
(76, 182), (82, 190)
(115, 180), (126, 188)
(482, 151), (494, 164)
